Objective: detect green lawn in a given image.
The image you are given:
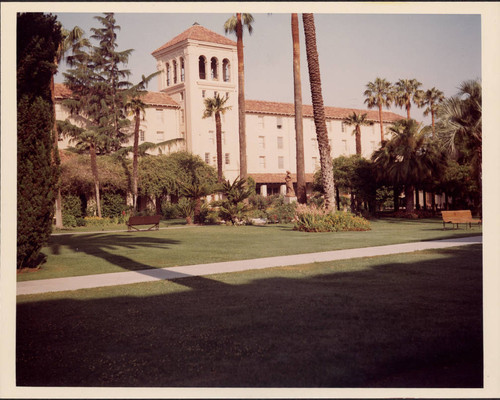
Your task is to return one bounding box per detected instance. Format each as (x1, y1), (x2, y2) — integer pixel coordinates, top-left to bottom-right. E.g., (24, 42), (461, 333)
(18, 218), (482, 281)
(16, 244), (483, 387)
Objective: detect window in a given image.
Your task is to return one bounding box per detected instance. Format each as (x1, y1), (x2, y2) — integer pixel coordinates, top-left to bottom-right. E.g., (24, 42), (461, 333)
(341, 122), (346, 133)
(276, 116), (283, 129)
(258, 116), (264, 129)
(259, 156), (266, 169)
(210, 57), (218, 80)
(202, 90), (206, 98)
(157, 131), (165, 140)
(277, 136), (284, 150)
(209, 130), (215, 145)
(139, 130), (145, 142)
(180, 91), (184, 101)
(225, 153), (230, 165)
(222, 58), (230, 82)
(225, 92), (229, 99)
(156, 109), (164, 123)
(199, 56), (206, 79)
(278, 156), (284, 169)
(311, 138), (318, 151)
(166, 63), (171, 86)
(180, 57), (185, 82)
(180, 109), (185, 125)
(258, 136), (265, 150)
(214, 91), (218, 98)
(222, 131), (226, 145)
(205, 152), (210, 164)
(342, 139), (348, 153)
(173, 60), (177, 84)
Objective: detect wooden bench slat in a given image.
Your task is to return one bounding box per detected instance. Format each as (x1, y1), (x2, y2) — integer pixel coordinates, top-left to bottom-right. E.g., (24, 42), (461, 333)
(441, 210), (481, 230)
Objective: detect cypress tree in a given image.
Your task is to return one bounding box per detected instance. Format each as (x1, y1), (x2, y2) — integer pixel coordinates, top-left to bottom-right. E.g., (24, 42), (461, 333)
(17, 13), (61, 268)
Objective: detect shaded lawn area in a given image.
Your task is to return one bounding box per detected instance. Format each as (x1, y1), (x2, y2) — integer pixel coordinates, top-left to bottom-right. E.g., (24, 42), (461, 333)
(18, 218), (482, 281)
(16, 245), (483, 388)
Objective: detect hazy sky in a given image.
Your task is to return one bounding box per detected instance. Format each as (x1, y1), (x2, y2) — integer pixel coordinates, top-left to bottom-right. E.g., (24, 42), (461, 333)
(54, 11), (481, 124)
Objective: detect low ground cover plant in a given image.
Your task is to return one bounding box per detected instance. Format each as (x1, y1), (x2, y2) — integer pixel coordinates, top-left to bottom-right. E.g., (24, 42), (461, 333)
(294, 204), (371, 232)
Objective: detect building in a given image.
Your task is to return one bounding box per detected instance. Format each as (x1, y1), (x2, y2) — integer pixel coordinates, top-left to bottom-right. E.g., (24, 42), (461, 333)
(55, 23), (405, 197)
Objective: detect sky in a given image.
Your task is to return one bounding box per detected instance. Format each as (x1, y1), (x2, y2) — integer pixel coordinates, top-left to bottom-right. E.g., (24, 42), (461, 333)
(53, 10), (482, 125)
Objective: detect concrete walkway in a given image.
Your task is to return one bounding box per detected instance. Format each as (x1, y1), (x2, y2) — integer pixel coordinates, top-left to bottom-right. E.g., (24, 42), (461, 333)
(17, 236), (482, 296)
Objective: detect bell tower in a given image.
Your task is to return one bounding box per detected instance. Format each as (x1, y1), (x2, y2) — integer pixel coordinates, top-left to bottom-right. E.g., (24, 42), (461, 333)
(152, 23), (239, 180)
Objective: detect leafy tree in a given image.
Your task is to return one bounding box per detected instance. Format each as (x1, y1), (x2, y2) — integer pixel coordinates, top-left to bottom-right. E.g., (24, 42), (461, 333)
(291, 13), (307, 204)
(422, 87), (445, 137)
(372, 119), (440, 212)
(302, 13), (336, 211)
(342, 112), (373, 155)
(202, 93), (232, 183)
(51, 25), (88, 228)
(17, 13), (62, 268)
(364, 77), (394, 143)
(59, 13), (133, 217)
(224, 13), (254, 181)
(393, 78), (424, 119)
(217, 177), (253, 225)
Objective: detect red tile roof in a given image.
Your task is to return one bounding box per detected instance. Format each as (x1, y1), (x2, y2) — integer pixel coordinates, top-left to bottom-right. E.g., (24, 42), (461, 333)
(245, 99), (404, 123)
(249, 173), (316, 184)
(54, 83), (179, 108)
(152, 24), (236, 56)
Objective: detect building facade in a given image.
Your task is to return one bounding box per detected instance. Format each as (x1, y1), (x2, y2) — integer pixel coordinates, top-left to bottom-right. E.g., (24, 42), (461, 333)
(56, 23), (406, 198)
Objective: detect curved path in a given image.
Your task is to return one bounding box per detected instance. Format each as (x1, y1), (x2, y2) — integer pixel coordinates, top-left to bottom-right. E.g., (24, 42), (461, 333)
(17, 236), (482, 296)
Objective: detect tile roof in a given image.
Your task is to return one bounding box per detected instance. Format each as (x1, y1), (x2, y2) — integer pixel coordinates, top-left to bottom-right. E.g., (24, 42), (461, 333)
(245, 99), (404, 123)
(249, 173), (316, 184)
(54, 84), (180, 108)
(152, 24), (236, 56)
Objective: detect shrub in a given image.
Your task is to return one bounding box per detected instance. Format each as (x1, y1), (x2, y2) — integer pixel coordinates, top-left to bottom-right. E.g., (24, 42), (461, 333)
(62, 194), (82, 227)
(101, 192), (127, 218)
(176, 197), (195, 224)
(294, 204), (371, 232)
(162, 201), (179, 219)
(265, 202), (297, 224)
(62, 214), (77, 228)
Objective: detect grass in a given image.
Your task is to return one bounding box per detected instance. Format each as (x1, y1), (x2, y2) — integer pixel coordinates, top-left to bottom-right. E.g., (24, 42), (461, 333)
(16, 244), (483, 387)
(18, 217), (482, 282)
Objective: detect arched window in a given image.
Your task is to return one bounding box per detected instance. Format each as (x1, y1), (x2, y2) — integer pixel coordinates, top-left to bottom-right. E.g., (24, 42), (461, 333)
(222, 59), (230, 82)
(211, 57), (218, 80)
(199, 56), (206, 80)
(180, 57), (185, 82)
(166, 63), (171, 86)
(173, 60), (177, 84)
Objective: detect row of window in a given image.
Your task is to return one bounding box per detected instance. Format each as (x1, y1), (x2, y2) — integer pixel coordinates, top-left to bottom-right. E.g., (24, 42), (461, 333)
(165, 58), (185, 86)
(205, 152), (231, 165)
(199, 56), (231, 82)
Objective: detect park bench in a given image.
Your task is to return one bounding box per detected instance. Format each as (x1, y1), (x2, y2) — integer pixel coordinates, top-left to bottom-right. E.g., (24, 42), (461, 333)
(441, 210), (481, 230)
(127, 215), (161, 232)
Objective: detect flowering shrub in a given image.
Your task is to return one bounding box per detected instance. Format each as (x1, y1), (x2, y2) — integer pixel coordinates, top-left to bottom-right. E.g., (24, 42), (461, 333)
(293, 204), (371, 232)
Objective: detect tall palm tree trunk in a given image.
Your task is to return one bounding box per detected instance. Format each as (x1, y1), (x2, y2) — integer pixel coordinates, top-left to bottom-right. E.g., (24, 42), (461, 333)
(355, 125), (362, 155)
(215, 112), (224, 183)
(236, 13), (247, 180)
(132, 109), (140, 212)
(292, 13), (307, 204)
(89, 142), (102, 218)
(302, 13), (335, 211)
(431, 110), (436, 137)
(50, 72), (63, 228)
(405, 185), (415, 212)
(378, 103), (385, 143)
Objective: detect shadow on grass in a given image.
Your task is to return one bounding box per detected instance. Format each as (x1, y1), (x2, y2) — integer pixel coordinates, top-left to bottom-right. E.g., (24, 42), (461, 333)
(48, 233), (181, 274)
(17, 245), (483, 388)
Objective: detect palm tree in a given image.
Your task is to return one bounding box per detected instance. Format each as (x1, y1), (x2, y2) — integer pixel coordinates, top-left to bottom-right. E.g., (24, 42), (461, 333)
(51, 25), (88, 228)
(343, 112), (373, 156)
(393, 78), (424, 119)
(372, 119), (437, 212)
(302, 13), (335, 211)
(422, 87), (445, 137)
(291, 13), (307, 204)
(224, 13), (254, 181)
(202, 93), (232, 183)
(364, 78), (394, 144)
(437, 79), (482, 194)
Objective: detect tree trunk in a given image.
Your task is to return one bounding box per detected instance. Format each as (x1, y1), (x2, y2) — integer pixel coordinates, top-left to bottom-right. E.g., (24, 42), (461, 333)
(405, 185), (415, 212)
(132, 109), (140, 213)
(236, 14), (247, 180)
(355, 125), (362, 155)
(378, 103), (385, 143)
(215, 111), (223, 183)
(51, 72), (63, 228)
(431, 109), (436, 138)
(292, 13), (307, 204)
(406, 100), (411, 119)
(89, 141), (102, 218)
(335, 187), (340, 211)
(302, 13), (335, 211)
